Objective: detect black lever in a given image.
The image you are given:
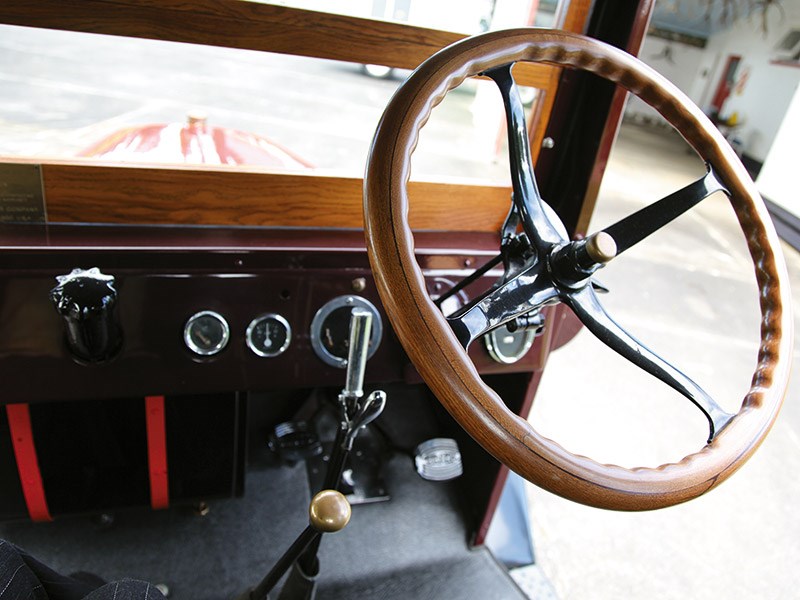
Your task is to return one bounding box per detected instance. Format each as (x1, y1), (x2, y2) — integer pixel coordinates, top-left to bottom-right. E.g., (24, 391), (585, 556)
(50, 267), (122, 362)
(241, 309), (387, 600)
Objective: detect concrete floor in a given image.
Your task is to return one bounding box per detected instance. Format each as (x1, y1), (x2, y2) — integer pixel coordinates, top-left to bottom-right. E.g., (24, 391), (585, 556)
(527, 122), (800, 600)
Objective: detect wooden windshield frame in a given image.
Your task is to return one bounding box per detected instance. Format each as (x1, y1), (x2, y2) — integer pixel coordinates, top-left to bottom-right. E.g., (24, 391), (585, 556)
(0, 0), (593, 230)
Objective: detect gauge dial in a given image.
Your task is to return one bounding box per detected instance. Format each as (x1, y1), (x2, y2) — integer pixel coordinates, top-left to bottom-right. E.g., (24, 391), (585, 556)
(246, 313), (291, 357)
(310, 296), (382, 368)
(184, 310), (230, 356)
(484, 327), (536, 364)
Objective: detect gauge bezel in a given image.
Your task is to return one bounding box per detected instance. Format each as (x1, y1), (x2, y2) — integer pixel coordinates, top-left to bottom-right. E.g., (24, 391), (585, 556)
(484, 327), (536, 365)
(310, 295), (383, 368)
(183, 310), (230, 356)
(246, 313), (292, 358)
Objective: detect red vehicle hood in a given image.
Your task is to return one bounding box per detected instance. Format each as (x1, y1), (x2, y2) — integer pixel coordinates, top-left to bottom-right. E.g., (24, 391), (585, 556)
(79, 115), (313, 169)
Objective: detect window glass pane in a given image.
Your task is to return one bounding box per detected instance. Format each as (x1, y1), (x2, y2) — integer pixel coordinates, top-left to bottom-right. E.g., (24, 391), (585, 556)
(258, 0), (567, 33)
(0, 1), (565, 183)
(258, 0), (494, 35)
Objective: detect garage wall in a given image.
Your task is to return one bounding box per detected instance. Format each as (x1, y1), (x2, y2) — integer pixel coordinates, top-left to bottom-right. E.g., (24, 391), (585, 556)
(701, 6), (800, 163)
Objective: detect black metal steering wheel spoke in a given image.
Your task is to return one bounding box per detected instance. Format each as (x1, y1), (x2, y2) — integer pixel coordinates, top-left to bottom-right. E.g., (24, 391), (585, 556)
(485, 64), (566, 250)
(563, 285), (734, 442)
(447, 75), (734, 442)
(446, 260), (559, 349)
(602, 166), (728, 256)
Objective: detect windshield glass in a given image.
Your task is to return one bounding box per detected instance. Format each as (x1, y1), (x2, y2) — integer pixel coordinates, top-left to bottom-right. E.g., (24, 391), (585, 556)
(0, 0), (566, 183)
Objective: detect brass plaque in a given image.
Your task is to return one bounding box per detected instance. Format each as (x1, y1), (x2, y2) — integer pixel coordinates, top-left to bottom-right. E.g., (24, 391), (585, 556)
(0, 164), (46, 223)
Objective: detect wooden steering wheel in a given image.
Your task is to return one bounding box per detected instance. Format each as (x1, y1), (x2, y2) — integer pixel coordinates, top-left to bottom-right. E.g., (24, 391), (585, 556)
(363, 29), (792, 510)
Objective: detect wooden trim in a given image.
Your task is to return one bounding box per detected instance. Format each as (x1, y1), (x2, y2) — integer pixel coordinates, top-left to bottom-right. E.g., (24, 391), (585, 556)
(561, 0), (594, 33)
(0, 0), (552, 89)
(528, 69), (562, 165)
(0, 1), (595, 232)
(0, 159), (511, 231)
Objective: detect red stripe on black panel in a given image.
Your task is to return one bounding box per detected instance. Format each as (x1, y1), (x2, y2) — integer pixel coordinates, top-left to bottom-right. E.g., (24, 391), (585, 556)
(145, 395), (169, 510)
(6, 403), (52, 522)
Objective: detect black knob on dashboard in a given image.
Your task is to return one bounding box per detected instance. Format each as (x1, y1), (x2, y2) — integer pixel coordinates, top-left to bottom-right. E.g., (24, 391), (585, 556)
(50, 267), (122, 362)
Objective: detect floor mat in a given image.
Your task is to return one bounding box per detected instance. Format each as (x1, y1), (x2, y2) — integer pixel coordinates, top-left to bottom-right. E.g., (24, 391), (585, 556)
(1, 456), (525, 599)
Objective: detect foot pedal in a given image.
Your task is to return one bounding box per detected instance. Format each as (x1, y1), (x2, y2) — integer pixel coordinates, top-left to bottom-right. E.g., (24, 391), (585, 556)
(269, 421), (323, 465)
(414, 438), (463, 481)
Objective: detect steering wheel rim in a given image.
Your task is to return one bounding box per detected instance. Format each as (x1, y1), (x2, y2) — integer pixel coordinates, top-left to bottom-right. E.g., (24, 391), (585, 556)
(363, 29), (792, 510)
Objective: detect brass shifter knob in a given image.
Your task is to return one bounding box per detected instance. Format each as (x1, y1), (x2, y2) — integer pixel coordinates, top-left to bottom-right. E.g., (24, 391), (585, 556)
(309, 490), (351, 533)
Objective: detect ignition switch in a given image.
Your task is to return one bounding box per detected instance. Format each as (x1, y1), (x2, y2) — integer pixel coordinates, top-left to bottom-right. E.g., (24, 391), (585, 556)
(50, 267), (122, 362)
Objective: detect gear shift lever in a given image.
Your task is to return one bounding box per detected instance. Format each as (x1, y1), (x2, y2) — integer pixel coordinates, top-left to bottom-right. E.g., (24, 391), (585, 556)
(323, 308), (386, 489)
(240, 308), (387, 600)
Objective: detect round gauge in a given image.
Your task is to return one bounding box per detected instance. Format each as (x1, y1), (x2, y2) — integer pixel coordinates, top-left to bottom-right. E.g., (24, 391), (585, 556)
(184, 310), (230, 356)
(246, 313), (292, 357)
(310, 296), (383, 368)
(484, 327), (536, 365)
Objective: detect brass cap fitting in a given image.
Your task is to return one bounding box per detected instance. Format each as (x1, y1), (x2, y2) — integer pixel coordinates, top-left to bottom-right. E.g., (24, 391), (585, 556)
(585, 231), (617, 264)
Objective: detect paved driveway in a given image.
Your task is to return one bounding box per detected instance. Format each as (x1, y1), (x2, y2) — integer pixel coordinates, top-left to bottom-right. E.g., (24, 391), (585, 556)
(529, 123), (800, 600)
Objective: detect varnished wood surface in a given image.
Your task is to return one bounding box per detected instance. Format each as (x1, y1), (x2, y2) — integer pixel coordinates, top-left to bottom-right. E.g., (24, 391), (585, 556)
(0, 159), (511, 231)
(561, 0), (593, 33)
(527, 68), (562, 165)
(363, 29), (792, 510)
(0, 0), (552, 89)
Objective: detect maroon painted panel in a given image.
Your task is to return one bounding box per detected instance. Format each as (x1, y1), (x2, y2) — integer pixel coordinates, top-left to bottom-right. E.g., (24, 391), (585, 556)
(0, 224), (545, 403)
